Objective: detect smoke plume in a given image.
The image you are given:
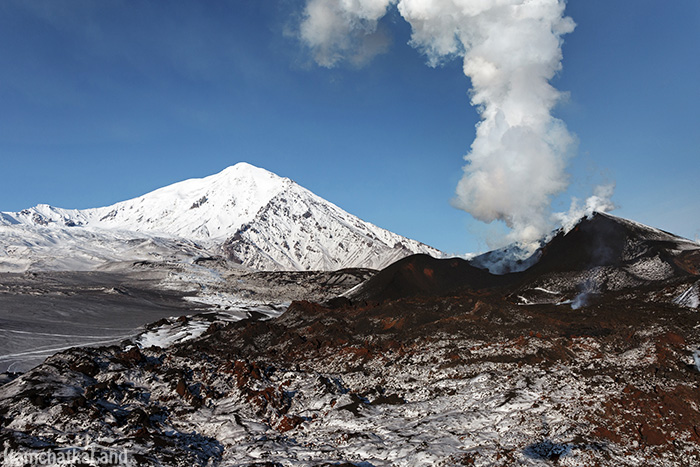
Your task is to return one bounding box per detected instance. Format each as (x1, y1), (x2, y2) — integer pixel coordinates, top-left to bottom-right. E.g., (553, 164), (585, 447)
(299, 0), (610, 245)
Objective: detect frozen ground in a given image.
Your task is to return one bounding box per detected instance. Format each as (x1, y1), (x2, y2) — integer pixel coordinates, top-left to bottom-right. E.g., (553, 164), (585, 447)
(0, 261), (374, 373)
(0, 268), (201, 373)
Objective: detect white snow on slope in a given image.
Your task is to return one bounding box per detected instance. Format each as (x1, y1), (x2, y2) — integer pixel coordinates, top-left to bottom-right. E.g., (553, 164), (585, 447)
(4, 163), (288, 240)
(1, 163), (441, 272)
(222, 180), (442, 270)
(135, 304), (285, 350)
(0, 224), (209, 272)
(674, 282), (699, 309)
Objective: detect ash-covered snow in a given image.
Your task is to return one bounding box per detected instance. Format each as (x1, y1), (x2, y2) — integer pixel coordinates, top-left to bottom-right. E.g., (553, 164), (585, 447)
(4, 319), (699, 466)
(0, 261), (373, 373)
(2, 253), (700, 466)
(625, 255), (675, 281)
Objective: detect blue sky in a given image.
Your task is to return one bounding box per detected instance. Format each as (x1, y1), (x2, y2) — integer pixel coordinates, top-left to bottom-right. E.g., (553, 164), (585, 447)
(1, 0), (698, 255)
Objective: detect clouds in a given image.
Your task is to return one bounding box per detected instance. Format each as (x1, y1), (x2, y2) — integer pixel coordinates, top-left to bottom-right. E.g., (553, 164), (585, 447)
(299, 0), (397, 67)
(298, 0), (604, 246)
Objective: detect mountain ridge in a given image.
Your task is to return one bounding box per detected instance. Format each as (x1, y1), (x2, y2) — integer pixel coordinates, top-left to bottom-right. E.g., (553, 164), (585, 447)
(344, 212), (700, 306)
(0, 163), (442, 272)
(2, 163), (294, 239)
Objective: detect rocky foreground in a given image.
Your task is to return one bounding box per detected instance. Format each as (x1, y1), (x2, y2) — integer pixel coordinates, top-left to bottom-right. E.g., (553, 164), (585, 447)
(1, 213), (700, 466)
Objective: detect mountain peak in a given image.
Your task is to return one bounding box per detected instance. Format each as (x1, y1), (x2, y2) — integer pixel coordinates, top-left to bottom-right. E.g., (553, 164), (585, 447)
(1, 164), (442, 272)
(215, 162), (284, 182)
(60, 163), (295, 241)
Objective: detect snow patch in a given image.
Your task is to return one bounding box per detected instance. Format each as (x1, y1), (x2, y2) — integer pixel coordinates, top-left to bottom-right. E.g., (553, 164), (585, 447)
(626, 255), (674, 281)
(674, 282), (700, 309)
(694, 351), (700, 372)
(135, 304), (284, 350)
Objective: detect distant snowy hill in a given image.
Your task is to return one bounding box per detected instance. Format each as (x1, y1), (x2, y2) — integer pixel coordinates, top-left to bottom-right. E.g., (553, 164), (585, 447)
(0, 163), (441, 272)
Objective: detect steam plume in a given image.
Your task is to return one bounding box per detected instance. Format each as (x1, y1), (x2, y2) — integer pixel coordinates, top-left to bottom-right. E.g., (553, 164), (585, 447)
(299, 0), (609, 245)
(299, 0), (395, 67)
(555, 183), (616, 234)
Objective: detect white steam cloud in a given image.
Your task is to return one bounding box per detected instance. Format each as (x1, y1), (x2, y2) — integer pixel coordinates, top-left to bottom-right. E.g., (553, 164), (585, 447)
(299, 0), (395, 67)
(299, 0), (613, 245)
(555, 183), (617, 234)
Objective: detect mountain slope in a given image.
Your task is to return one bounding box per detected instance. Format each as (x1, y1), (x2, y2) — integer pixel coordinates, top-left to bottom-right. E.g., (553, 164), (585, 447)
(528, 212), (700, 276)
(511, 212), (700, 304)
(221, 181), (440, 271)
(343, 212), (700, 306)
(343, 254), (510, 303)
(0, 163), (441, 272)
(0, 224), (210, 273)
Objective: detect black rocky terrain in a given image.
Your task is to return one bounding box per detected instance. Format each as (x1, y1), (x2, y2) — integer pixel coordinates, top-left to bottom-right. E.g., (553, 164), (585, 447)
(1, 213), (699, 466)
(348, 212), (700, 306)
(342, 254), (510, 304)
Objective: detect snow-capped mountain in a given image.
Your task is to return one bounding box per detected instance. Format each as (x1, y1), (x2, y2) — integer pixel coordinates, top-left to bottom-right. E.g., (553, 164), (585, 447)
(220, 176), (440, 270)
(0, 163), (441, 271)
(3, 163), (301, 239)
